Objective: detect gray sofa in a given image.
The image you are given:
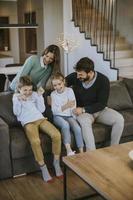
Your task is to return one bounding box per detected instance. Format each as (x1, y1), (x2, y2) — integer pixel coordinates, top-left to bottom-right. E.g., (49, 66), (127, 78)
(0, 78), (133, 180)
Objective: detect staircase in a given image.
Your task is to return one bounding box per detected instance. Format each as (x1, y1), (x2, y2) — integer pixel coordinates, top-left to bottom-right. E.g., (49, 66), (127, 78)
(113, 38), (133, 78)
(72, 0), (133, 79)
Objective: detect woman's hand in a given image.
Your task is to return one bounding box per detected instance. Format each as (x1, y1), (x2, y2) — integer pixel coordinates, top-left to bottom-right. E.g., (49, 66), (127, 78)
(37, 87), (45, 96)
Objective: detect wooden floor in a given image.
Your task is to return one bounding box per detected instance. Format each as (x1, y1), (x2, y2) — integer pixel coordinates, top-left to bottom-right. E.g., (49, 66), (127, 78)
(0, 170), (104, 200)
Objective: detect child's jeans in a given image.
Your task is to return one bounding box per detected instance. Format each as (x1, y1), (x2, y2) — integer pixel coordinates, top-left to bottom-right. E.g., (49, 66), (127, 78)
(53, 116), (84, 148)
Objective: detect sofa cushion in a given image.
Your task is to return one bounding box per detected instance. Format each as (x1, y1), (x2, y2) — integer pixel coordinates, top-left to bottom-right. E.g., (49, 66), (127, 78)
(123, 78), (133, 103)
(119, 109), (133, 137)
(0, 92), (19, 127)
(107, 81), (133, 110)
(10, 127), (52, 159)
(93, 123), (111, 143)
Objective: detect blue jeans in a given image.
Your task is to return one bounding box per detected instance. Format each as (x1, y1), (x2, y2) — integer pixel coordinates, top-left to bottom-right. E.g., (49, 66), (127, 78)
(53, 116), (84, 148)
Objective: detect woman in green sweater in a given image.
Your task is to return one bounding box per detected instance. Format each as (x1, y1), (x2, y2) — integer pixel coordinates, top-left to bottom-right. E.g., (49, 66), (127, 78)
(10, 44), (60, 92)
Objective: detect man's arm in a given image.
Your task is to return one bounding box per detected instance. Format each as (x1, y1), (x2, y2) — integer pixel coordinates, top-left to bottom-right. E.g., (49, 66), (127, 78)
(65, 72), (77, 87)
(84, 77), (110, 114)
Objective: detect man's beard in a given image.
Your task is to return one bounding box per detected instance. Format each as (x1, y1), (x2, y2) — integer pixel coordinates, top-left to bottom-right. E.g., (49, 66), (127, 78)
(78, 76), (91, 82)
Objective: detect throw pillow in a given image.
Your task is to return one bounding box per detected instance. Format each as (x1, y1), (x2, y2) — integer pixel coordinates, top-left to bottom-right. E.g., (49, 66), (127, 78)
(107, 81), (133, 110)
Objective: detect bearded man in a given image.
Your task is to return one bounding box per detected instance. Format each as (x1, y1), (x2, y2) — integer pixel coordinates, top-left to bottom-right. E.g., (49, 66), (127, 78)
(66, 57), (124, 150)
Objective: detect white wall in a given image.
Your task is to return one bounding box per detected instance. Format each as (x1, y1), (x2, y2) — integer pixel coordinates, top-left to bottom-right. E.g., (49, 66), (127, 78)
(43, 0), (64, 72)
(36, 0), (44, 56)
(63, 0), (117, 81)
(43, 0), (63, 46)
(117, 0), (133, 44)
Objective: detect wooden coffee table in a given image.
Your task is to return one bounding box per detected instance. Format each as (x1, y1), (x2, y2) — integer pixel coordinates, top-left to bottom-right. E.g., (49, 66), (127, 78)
(63, 142), (133, 200)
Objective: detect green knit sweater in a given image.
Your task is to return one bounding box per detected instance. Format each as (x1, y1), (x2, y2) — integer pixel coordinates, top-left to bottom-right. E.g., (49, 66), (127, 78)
(10, 55), (53, 91)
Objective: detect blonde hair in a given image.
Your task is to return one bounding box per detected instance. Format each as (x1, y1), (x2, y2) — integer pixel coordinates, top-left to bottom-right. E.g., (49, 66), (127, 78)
(51, 72), (65, 82)
(51, 72), (66, 90)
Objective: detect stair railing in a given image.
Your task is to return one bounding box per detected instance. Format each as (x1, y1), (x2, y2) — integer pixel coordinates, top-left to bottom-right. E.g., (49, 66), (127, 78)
(72, 0), (117, 68)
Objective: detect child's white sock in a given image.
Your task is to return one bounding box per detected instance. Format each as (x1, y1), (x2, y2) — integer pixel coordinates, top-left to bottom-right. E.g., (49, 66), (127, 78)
(66, 144), (74, 156)
(67, 150), (75, 156)
(53, 159), (63, 177)
(40, 164), (52, 182)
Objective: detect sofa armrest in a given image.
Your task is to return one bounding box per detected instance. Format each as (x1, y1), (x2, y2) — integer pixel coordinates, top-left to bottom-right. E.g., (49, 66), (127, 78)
(0, 117), (12, 179)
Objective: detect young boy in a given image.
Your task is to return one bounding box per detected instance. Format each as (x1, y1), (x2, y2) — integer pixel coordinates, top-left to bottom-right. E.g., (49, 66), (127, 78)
(51, 72), (84, 156)
(12, 75), (63, 182)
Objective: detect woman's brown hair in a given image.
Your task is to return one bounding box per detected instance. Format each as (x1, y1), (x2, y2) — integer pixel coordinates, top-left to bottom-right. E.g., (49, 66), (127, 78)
(42, 44), (60, 73)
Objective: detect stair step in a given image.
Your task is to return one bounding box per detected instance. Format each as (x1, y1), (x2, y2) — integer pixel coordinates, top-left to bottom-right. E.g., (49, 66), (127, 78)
(101, 43), (131, 51)
(118, 66), (133, 77)
(85, 30), (119, 37)
(89, 23), (110, 29)
(83, 27), (120, 38)
(115, 43), (131, 50)
(111, 50), (133, 59)
(95, 37), (125, 46)
(94, 35), (124, 42)
(120, 75), (133, 79)
(115, 58), (133, 67)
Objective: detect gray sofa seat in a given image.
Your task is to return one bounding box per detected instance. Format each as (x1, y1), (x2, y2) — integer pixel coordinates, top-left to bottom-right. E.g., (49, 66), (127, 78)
(0, 78), (133, 179)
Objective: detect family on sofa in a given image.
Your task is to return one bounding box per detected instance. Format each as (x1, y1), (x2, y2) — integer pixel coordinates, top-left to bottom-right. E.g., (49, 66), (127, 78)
(0, 44), (133, 180)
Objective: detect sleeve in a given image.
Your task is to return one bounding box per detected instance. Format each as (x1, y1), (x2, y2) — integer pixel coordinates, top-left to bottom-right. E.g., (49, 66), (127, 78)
(12, 94), (22, 116)
(10, 56), (34, 91)
(65, 72), (77, 87)
(34, 92), (46, 113)
(85, 77), (110, 114)
(51, 92), (62, 114)
(20, 56), (35, 76)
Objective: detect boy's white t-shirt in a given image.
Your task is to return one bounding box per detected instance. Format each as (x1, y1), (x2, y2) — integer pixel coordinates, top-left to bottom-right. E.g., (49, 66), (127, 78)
(51, 87), (76, 117)
(12, 92), (45, 126)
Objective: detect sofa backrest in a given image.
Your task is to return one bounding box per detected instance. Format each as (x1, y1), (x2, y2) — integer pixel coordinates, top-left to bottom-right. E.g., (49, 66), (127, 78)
(0, 79), (133, 127)
(107, 80), (133, 110)
(0, 91), (52, 127)
(0, 92), (19, 127)
(123, 78), (133, 103)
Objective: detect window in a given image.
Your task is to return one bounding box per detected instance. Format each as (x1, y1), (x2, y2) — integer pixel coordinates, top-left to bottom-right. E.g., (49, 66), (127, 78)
(0, 17), (10, 51)
(24, 12), (37, 54)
